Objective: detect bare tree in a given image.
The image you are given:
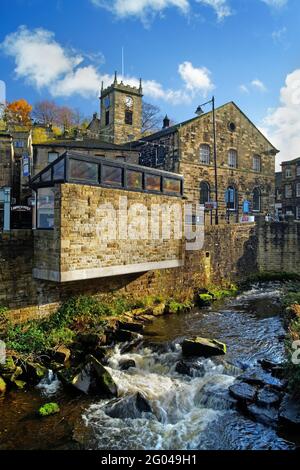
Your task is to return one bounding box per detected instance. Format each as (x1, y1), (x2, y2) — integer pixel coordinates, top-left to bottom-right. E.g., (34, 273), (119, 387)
(32, 100), (59, 126)
(142, 101), (162, 134)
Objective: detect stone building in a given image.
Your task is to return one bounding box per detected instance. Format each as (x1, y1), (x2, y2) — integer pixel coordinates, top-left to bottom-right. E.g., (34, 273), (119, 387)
(32, 138), (140, 177)
(275, 171), (282, 218)
(8, 125), (32, 204)
(280, 157), (300, 219)
(135, 102), (278, 223)
(0, 131), (13, 230)
(99, 73), (143, 144)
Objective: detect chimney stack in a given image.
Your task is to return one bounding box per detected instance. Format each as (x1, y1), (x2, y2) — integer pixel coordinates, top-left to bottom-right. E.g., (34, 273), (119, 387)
(163, 115), (170, 129)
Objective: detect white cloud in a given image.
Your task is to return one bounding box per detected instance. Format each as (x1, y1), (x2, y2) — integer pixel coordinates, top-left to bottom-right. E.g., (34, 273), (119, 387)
(239, 84), (249, 94)
(239, 80), (267, 94)
(178, 61), (214, 95)
(91, 0), (190, 22)
(196, 0), (232, 21)
(260, 0), (287, 8)
(1, 26), (82, 89)
(91, 0), (232, 22)
(251, 79), (267, 92)
(263, 69), (300, 170)
(1, 26), (214, 105)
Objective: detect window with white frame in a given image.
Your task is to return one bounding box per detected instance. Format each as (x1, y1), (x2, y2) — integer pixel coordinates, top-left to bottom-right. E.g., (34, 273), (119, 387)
(48, 152), (59, 164)
(253, 155), (261, 172)
(297, 207), (300, 220)
(285, 167), (292, 178)
(285, 184), (292, 198)
(228, 149), (237, 168)
(297, 182), (300, 197)
(199, 144), (210, 165)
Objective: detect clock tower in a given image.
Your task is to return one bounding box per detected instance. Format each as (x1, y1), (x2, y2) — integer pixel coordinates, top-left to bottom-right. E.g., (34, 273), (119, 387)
(99, 72), (143, 144)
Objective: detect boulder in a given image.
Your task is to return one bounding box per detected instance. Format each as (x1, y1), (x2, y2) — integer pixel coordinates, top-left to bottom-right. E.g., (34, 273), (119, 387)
(175, 360), (192, 376)
(258, 359), (284, 379)
(0, 356), (16, 376)
(238, 367), (286, 390)
(22, 361), (47, 384)
(257, 387), (281, 407)
(77, 333), (106, 347)
(152, 304), (166, 316)
(119, 359), (136, 371)
(113, 329), (140, 343)
(53, 346), (71, 365)
(182, 337), (226, 358)
(279, 394), (300, 427)
(175, 360), (205, 377)
(247, 404), (279, 428)
(229, 382), (257, 404)
(103, 392), (152, 419)
(0, 375), (6, 396)
(116, 321), (144, 334)
(59, 355), (117, 397)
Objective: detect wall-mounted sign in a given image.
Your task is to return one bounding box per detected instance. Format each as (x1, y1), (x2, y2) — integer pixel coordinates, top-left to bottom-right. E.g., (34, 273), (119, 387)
(11, 205), (31, 212)
(242, 200), (251, 214)
(22, 154), (30, 177)
(204, 202), (218, 210)
(240, 215), (255, 223)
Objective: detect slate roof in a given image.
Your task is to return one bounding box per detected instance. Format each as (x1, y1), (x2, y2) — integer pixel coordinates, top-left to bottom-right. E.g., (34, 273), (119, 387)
(32, 138), (137, 152)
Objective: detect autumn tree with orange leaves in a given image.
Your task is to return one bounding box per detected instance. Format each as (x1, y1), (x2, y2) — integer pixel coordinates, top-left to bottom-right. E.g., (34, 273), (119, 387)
(5, 99), (32, 125)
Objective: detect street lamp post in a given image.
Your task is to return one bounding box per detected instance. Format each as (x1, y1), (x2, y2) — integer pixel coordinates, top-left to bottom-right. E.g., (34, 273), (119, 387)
(196, 96), (219, 225)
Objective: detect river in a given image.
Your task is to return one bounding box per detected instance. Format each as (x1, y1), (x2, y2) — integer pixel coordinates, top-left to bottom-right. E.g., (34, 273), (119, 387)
(0, 283), (298, 450)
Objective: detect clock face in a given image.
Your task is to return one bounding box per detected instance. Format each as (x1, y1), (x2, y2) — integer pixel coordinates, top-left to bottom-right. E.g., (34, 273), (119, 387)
(104, 96), (110, 109)
(125, 96), (133, 108)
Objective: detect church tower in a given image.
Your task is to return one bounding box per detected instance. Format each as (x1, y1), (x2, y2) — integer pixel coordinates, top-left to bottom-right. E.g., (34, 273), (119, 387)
(99, 73), (143, 144)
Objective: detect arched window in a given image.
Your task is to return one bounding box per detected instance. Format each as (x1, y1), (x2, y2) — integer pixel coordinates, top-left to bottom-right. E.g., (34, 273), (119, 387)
(253, 187), (261, 212)
(200, 181), (210, 205)
(199, 144), (210, 165)
(228, 149), (237, 168)
(225, 186), (237, 210)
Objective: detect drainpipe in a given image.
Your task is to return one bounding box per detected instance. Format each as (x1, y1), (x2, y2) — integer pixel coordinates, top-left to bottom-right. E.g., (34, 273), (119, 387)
(3, 187), (11, 231)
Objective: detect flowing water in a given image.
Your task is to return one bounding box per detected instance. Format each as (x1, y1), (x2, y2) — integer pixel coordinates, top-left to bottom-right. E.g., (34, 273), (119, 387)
(0, 283), (296, 450)
(80, 283), (293, 450)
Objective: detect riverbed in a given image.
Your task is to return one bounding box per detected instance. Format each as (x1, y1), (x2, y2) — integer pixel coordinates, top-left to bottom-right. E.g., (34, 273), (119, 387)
(0, 283), (298, 450)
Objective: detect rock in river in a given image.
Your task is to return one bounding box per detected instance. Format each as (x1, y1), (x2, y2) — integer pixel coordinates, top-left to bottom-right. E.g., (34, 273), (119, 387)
(119, 359), (136, 371)
(238, 367), (286, 391)
(182, 337), (226, 358)
(0, 375), (6, 396)
(279, 394), (300, 427)
(103, 392), (152, 419)
(257, 387), (281, 407)
(247, 404), (279, 428)
(59, 355), (117, 397)
(229, 382), (257, 404)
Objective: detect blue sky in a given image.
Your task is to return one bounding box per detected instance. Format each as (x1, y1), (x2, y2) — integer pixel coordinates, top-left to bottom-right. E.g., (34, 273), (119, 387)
(0, 0), (299, 168)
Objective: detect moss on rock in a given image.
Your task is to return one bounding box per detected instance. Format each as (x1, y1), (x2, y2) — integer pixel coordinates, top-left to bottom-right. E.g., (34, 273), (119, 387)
(38, 402), (60, 417)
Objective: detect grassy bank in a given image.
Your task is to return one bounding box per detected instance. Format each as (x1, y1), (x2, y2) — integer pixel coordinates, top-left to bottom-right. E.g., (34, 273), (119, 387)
(0, 283), (239, 359)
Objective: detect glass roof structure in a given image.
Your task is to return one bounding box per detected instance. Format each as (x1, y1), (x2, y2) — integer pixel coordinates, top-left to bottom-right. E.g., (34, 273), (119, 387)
(30, 151), (184, 198)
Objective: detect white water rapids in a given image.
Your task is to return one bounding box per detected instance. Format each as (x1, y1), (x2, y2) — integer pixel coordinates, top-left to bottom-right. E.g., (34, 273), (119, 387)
(64, 285), (295, 449)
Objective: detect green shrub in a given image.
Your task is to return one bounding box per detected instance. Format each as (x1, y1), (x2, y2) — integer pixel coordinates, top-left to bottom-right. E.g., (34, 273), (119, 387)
(6, 321), (47, 354)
